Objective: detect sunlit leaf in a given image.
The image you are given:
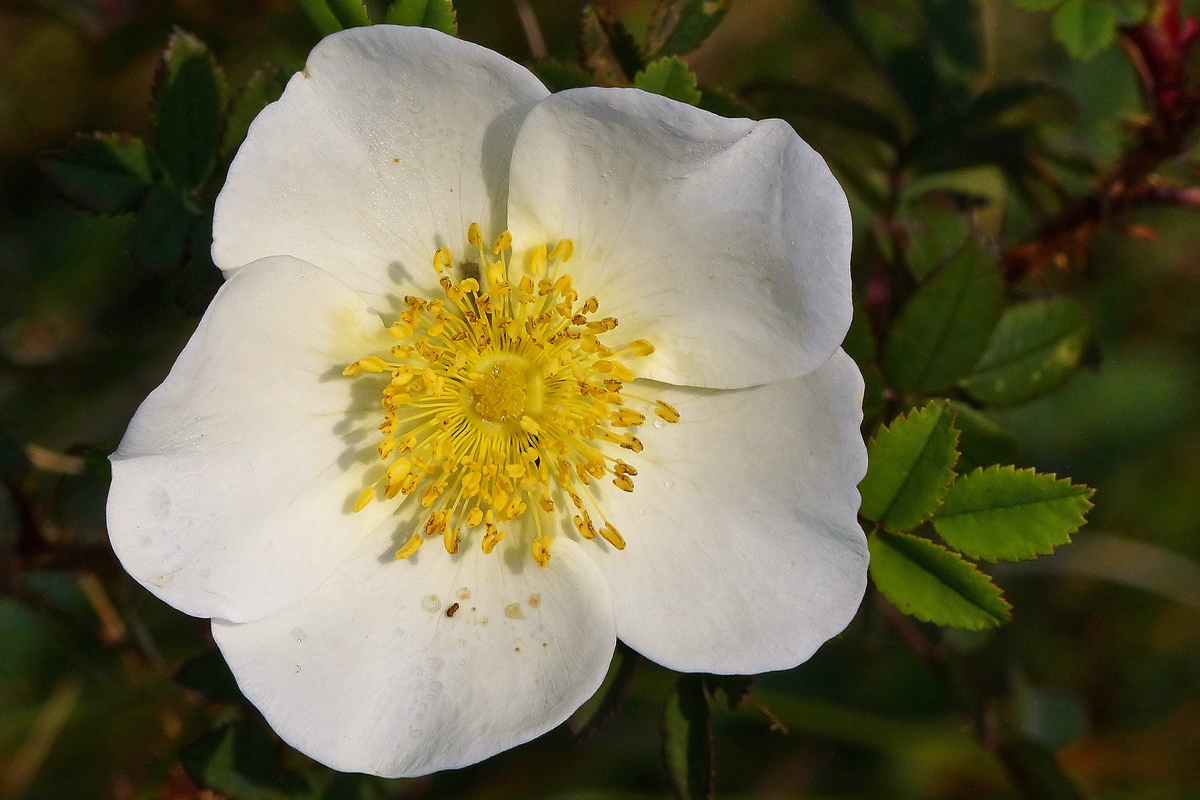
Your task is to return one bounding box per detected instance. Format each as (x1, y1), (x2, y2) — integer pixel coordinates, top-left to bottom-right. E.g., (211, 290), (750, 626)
(662, 674), (713, 800)
(961, 298), (1090, 407)
(40, 133), (154, 214)
(860, 401), (960, 532)
(933, 466), (1094, 562)
(386, 0), (458, 35)
(634, 56), (702, 105)
(884, 238), (1003, 393)
(869, 530), (1011, 629)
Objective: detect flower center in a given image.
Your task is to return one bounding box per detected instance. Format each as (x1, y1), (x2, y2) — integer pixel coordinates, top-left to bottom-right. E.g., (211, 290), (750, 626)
(342, 222), (679, 567)
(471, 359), (529, 423)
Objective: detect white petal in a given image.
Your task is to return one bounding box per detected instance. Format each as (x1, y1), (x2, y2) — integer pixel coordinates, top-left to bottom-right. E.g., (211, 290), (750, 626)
(108, 256), (400, 623)
(506, 87), (852, 389)
(587, 350), (868, 673)
(213, 533), (615, 778)
(213, 26), (548, 307)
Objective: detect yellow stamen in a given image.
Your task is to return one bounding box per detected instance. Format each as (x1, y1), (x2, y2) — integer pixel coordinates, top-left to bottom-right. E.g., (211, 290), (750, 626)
(395, 532), (423, 560)
(493, 230), (512, 254)
(549, 238), (574, 262)
(532, 536), (551, 567)
(599, 523), (625, 550)
(353, 485), (376, 512)
(655, 400), (681, 423)
(341, 224), (680, 567)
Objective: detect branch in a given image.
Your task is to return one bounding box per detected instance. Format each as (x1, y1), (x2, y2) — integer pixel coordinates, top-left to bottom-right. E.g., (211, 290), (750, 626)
(1003, 16), (1200, 283)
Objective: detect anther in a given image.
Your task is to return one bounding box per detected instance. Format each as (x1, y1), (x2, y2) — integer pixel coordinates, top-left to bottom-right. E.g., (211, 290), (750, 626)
(654, 400), (681, 423)
(353, 485), (376, 512)
(432, 246), (452, 274)
(549, 238), (574, 263)
(358, 356), (388, 373)
(528, 244), (547, 276)
(493, 230), (512, 254)
(599, 523), (626, 550)
(395, 532), (423, 560)
(627, 339), (655, 356)
(532, 536), (551, 567)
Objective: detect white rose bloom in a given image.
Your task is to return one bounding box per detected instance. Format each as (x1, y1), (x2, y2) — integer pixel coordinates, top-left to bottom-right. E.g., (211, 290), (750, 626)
(106, 25), (868, 778)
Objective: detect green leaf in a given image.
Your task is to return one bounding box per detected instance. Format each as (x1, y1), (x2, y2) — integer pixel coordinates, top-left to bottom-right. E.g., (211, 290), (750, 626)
(869, 530), (1012, 630)
(932, 466), (1094, 562)
(154, 31), (228, 190)
(175, 650), (245, 705)
(662, 674), (714, 800)
(1110, 0), (1149, 25)
(131, 183), (197, 274)
(884, 238), (1003, 393)
(40, 133), (154, 214)
(634, 56), (702, 105)
(860, 401), (961, 532)
(903, 203), (972, 282)
(947, 401), (1020, 472)
(646, 0), (732, 58)
(180, 721), (312, 800)
(221, 67), (286, 160)
(296, 0), (343, 35)
(327, 0), (370, 28)
(385, 0), (458, 35)
(569, 644), (641, 742)
(1052, 0), (1118, 60)
(960, 298), (1090, 407)
(529, 60), (595, 92)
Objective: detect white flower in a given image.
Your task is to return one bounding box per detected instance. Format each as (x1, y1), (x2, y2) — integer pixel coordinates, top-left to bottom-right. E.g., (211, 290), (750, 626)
(106, 25), (868, 778)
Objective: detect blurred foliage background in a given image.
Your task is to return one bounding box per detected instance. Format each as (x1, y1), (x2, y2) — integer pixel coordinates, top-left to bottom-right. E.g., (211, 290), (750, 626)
(1, 0), (1200, 798)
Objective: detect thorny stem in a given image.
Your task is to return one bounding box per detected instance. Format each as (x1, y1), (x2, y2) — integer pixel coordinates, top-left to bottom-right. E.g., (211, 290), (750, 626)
(1003, 9), (1200, 283)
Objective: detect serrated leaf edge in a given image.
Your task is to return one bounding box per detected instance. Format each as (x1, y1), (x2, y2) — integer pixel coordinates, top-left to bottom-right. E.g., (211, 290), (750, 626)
(932, 464), (1095, 561)
(871, 530), (1013, 630)
(864, 400), (961, 531)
